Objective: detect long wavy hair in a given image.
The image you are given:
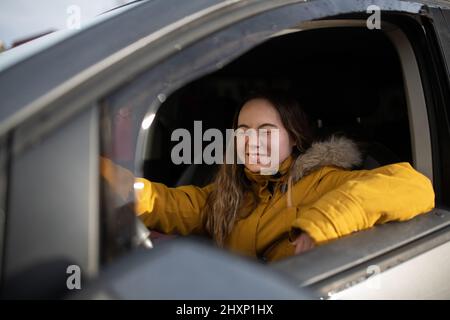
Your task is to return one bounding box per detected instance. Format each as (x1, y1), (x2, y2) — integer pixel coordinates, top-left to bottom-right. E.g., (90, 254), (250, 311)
(204, 90), (313, 246)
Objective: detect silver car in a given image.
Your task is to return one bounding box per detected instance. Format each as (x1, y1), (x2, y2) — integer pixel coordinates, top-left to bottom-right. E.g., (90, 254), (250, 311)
(0, 0), (449, 300)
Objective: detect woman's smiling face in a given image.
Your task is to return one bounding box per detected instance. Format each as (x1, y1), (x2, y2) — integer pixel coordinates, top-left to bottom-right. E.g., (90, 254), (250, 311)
(237, 98), (295, 173)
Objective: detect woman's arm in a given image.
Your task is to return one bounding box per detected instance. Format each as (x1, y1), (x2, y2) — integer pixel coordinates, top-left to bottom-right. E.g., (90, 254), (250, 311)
(100, 157), (213, 236)
(291, 162), (435, 244)
(134, 177), (213, 235)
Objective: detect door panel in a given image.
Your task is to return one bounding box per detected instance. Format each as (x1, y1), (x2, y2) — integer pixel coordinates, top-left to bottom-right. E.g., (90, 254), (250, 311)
(4, 106), (100, 284)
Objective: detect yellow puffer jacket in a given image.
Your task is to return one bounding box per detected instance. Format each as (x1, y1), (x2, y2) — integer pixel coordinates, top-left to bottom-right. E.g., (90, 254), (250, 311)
(101, 136), (435, 262)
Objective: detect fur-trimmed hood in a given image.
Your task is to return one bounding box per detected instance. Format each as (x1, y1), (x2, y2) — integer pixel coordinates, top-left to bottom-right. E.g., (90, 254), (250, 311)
(281, 135), (362, 194)
(291, 135), (362, 182)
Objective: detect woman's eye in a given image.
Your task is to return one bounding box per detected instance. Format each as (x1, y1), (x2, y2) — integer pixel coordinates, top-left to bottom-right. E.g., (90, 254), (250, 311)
(259, 128), (273, 137)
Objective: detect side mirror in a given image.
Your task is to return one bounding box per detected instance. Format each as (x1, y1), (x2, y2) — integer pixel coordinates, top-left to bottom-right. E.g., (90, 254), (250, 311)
(76, 239), (314, 299)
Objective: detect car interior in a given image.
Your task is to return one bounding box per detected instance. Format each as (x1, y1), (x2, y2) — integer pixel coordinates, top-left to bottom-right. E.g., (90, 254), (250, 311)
(141, 27), (412, 190)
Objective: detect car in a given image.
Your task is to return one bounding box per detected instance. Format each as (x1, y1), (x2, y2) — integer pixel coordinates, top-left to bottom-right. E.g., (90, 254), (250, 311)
(0, 0), (449, 300)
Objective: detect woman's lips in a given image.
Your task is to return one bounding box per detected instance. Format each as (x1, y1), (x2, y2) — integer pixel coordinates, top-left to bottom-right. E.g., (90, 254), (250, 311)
(245, 153), (271, 166)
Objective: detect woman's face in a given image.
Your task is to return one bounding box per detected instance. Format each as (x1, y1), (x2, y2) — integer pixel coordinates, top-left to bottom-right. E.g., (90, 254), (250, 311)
(237, 98), (295, 173)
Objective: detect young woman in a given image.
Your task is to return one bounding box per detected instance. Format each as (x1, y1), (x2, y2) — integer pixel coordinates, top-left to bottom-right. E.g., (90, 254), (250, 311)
(102, 90), (435, 262)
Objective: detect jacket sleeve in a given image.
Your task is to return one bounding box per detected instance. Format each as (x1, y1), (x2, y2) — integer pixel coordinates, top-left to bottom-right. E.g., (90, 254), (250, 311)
(100, 157), (213, 236)
(134, 177), (213, 235)
(291, 162), (435, 244)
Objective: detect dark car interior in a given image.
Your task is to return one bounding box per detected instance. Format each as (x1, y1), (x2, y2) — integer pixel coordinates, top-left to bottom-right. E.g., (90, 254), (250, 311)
(142, 27), (411, 188)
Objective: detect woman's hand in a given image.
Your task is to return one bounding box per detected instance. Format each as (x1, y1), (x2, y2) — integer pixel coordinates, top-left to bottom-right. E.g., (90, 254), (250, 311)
(100, 156), (135, 201)
(292, 232), (315, 255)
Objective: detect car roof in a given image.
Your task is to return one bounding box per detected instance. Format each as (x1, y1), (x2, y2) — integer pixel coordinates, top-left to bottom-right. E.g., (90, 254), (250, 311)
(0, 1), (144, 73)
(420, 0), (450, 6)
